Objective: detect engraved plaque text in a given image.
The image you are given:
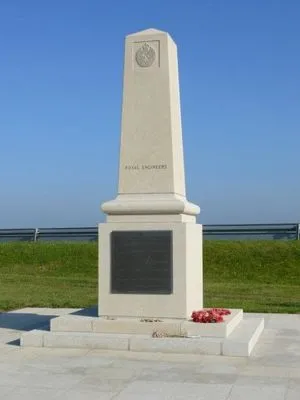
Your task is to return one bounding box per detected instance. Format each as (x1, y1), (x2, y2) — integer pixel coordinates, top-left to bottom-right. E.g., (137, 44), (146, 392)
(110, 231), (173, 294)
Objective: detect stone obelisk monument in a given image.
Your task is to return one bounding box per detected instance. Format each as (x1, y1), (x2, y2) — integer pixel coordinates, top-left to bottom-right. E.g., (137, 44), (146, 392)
(99, 28), (202, 319)
(20, 29), (264, 358)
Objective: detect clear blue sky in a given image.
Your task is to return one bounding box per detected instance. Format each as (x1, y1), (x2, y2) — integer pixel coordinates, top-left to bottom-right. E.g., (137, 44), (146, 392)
(0, 0), (299, 228)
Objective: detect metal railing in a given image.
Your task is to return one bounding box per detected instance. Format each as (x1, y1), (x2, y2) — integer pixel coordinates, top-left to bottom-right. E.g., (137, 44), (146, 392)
(204, 223), (300, 241)
(0, 223), (299, 242)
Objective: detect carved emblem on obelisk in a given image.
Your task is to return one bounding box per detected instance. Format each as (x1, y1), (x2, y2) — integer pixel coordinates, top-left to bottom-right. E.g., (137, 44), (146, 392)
(135, 43), (156, 68)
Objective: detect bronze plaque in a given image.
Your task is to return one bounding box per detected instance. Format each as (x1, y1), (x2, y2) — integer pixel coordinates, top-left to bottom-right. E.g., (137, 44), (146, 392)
(110, 231), (172, 294)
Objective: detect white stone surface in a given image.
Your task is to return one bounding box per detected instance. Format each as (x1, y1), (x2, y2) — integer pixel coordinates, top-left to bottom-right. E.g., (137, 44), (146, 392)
(101, 28), (199, 216)
(38, 309), (241, 339)
(43, 331), (130, 350)
(20, 330), (44, 347)
(106, 214), (196, 223)
(228, 385), (286, 400)
(20, 320), (263, 357)
(117, 381), (232, 400)
(222, 318), (264, 356)
(102, 194), (200, 217)
(118, 29), (185, 197)
(93, 317), (182, 336)
(98, 222), (203, 319)
(130, 335), (222, 355)
(182, 309), (243, 338)
(51, 315), (93, 332)
(98, 28), (203, 324)
(7, 307), (81, 315)
(56, 390), (116, 400)
(1, 308), (297, 399)
(19, 308), (265, 357)
(20, 321), (263, 357)
(247, 318), (265, 353)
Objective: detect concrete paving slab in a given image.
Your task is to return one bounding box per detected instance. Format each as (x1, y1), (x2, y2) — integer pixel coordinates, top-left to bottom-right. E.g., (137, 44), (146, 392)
(70, 377), (133, 393)
(0, 308), (299, 400)
(0, 386), (15, 397)
(116, 381), (232, 399)
(240, 365), (290, 378)
(227, 384), (287, 400)
(235, 374), (289, 387)
(55, 390), (116, 400)
(115, 394), (168, 400)
(285, 387), (300, 400)
(3, 387), (64, 400)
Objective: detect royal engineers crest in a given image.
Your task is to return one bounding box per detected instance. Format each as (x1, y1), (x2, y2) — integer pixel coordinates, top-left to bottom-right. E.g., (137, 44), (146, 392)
(135, 43), (156, 68)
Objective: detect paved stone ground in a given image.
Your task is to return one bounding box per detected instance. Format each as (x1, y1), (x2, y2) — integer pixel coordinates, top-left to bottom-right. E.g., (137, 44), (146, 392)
(0, 309), (299, 399)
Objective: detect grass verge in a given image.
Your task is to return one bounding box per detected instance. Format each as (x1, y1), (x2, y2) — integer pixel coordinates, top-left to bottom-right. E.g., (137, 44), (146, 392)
(0, 241), (299, 313)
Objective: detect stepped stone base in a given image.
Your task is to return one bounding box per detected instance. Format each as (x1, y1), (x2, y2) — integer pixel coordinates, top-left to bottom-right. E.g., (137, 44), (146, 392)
(20, 309), (264, 357)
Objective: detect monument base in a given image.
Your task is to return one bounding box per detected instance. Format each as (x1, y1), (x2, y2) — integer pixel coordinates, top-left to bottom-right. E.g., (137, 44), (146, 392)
(99, 221), (203, 320)
(102, 194), (200, 217)
(20, 309), (264, 357)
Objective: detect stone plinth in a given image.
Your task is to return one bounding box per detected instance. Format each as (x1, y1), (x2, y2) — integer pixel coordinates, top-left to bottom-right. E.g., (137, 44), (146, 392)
(99, 222), (202, 320)
(21, 309), (265, 357)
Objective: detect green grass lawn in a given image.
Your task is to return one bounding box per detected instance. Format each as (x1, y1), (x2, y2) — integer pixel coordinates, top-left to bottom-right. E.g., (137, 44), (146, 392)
(0, 241), (299, 313)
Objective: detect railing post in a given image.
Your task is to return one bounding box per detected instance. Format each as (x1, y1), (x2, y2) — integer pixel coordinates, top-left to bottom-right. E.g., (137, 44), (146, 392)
(297, 224), (300, 240)
(33, 228), (39, 242)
